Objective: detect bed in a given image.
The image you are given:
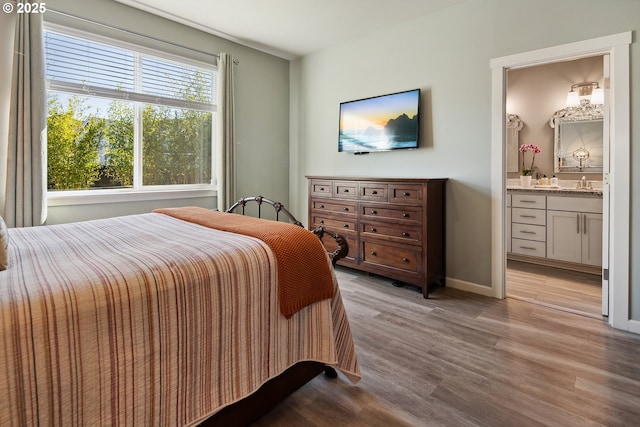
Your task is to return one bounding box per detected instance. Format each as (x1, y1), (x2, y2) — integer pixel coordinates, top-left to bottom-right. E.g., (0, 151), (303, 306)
(0, 198), (360, 426)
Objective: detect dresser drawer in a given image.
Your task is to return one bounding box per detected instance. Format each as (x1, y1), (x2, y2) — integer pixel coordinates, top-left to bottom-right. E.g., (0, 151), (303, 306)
(511, 238), (546, 257)
(360, 183), (388, 202)
(310, 180), (332, 197)
(361, 204), (422, 222)
(361, 221), (421, 243)
(512, 207), (545, 226)
(311, 215), (356, 232)
(311, 199), (356, 215)
(362, 240), (420, 273)
(389, 184), (423, 204)
(334, 182), (358, 199)
(512, 223), (545, 242)
(512, 194), (546, 209)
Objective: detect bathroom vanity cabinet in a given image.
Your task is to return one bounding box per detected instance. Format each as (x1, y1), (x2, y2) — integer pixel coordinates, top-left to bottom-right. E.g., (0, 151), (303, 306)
(507, 189), (602, 272)
(546, 196), (602, 266)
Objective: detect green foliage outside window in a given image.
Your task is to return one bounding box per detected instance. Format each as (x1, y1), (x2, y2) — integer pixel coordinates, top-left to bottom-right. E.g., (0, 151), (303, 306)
(47, 94), (212, 191)
(47, 95), (103, 190)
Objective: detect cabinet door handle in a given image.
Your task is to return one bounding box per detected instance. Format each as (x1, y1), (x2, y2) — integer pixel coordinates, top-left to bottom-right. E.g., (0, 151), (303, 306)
(577, 213), (580, 234)
(583, 214), (587, 235)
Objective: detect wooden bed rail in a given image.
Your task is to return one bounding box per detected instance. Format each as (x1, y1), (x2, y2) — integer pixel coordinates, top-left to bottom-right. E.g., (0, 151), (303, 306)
(226, 195), (348, 266)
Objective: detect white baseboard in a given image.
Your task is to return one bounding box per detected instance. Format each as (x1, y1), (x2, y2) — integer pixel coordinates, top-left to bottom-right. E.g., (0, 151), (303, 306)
(628, 319), (640, 334)
(446, 277), (494, 297)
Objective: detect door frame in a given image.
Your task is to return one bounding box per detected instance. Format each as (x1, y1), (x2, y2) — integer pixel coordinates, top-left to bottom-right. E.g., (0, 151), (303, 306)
(489, 32), (631, 331)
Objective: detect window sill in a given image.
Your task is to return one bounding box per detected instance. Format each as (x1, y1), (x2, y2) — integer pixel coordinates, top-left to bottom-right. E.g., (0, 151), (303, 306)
(47, 187), (217, 207)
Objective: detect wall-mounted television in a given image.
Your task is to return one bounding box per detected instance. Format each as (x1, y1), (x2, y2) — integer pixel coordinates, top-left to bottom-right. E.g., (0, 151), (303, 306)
(338, 88), (420, 154)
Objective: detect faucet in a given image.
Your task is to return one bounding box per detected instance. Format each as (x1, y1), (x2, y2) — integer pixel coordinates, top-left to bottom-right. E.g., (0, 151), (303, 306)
(577, 176), (591, 189)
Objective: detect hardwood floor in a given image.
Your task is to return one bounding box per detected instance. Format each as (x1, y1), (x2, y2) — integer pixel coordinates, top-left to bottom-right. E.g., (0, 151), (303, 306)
(253, 267), (640, 427)
(506, 260), (602, 319)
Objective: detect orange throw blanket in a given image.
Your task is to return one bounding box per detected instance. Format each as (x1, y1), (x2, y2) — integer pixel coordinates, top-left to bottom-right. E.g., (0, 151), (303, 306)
(153, 207), (335, 317)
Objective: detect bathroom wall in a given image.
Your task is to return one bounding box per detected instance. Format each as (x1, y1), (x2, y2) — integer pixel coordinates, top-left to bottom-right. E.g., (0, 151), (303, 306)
(506, 56), (604, 181)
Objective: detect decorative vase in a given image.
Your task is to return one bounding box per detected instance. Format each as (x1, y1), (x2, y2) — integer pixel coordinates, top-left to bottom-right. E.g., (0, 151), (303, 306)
(520, 175), (532, 187)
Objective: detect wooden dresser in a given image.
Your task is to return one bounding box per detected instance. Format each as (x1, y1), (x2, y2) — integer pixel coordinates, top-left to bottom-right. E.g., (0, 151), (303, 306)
(307, 176), (447, 297)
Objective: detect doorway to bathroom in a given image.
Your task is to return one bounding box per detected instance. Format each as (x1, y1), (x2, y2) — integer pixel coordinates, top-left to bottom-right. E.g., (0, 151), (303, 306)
(490, 32), (631, 331)
(504, 56), (605, 319)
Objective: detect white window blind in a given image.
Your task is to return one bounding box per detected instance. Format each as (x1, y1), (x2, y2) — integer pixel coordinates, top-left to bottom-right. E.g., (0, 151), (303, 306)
(45, 30), (216, 112)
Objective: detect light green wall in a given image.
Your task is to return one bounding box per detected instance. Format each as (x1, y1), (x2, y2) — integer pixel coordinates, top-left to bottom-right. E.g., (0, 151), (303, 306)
(42, 0), (290, 223)
(290, 0), (640, 317)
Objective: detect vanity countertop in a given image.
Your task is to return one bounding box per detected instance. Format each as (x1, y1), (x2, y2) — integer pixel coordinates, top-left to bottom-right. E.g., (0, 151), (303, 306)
(506, 178), (603, 196)
(507, 185), (603, 196)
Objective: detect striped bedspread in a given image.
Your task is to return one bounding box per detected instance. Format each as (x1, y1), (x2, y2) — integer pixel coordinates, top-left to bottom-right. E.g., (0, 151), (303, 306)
(0, 213), (360, 426)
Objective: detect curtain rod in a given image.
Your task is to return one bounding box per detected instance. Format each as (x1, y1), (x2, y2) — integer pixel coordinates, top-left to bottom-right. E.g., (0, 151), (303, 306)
(47, 8), (239, 64)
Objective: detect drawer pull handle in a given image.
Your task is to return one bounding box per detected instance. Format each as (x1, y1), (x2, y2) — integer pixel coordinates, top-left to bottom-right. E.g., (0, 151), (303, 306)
(519, 230), (535, 234)
(343, 207), (349, 211)
(372, 190), (378, 195)
(320, 187), (325, 191)
(320, 204), (325, 208)
(402, 232), (409, 237)
(402, 258), (409, 263)
(520, 246), (536, 250)
(402, 213), (409, 218)
(403, 192), (410, 196)
(370, 251), (377, 256)
(370, 228), (377, 232)
(519, 215), (536, 218)
(343, 224), (349, 228)
(521, 200), (536, 203)
(343, 189), (350, 193)
(577, 213), (580, 234)
(319, 220), (325, 224)
(371, 210), (377, 215)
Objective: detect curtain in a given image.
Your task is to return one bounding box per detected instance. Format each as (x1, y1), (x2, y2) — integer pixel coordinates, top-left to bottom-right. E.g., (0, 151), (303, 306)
(3, 7), (46, 227)
(216, 52), (236, 211)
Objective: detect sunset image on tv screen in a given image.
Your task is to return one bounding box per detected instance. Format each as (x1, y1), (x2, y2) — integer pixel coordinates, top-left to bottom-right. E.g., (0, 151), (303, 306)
(339, 89), (419, 153)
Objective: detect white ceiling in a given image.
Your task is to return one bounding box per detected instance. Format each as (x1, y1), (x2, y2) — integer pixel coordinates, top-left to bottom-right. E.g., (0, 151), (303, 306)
(115, 0), (467, 59)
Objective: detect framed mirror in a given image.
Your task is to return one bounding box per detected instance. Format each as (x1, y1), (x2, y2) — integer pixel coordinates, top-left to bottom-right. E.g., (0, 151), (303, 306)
(506, 114), (523, 173)
(549, 103), (603, 173)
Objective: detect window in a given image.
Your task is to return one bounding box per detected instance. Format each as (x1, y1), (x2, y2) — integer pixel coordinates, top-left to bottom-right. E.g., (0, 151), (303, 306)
(44, 27), (216, 196)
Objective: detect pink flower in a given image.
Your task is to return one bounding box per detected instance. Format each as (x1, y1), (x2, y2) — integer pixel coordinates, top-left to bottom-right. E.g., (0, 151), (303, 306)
(519, 144), (541, 176)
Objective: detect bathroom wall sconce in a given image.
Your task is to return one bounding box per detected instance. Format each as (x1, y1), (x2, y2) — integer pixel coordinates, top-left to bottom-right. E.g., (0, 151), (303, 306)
(566, 81), (604, 108)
